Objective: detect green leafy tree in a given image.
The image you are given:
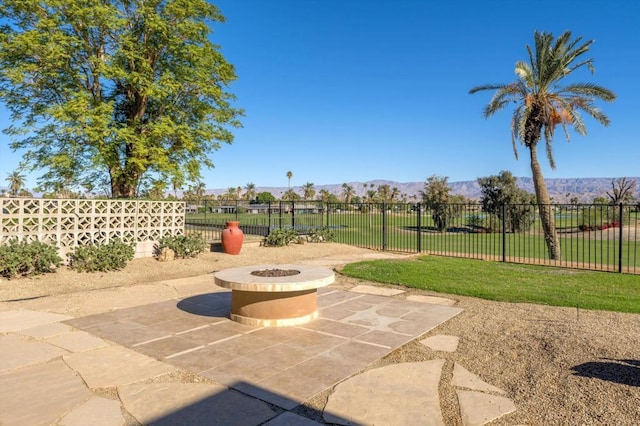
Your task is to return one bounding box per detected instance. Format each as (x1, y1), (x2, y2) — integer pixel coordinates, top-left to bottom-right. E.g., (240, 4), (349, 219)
(255, 191), (276, 204)
(421, 175), (453, 231)
(477, 170), (535, 232)
(5, 171), (26, 196)
(0, 0), (242, 199)
(470, 31), (615, 259)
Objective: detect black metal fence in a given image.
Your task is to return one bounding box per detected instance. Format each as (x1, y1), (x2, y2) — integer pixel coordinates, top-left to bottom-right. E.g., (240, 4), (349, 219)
(184, 200), (639, 274)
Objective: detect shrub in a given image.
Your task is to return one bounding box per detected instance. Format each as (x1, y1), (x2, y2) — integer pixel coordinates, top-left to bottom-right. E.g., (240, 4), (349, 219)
(156, 233), (208, 258)
(307, 226), (336, 243)
(0, 239), (62, 279)
(263, 228), (298, 246)
(68, 239), (135, 272)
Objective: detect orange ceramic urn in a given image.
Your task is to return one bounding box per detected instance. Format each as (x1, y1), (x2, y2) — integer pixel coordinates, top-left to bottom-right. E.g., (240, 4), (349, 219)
(221, 221), (244, 255)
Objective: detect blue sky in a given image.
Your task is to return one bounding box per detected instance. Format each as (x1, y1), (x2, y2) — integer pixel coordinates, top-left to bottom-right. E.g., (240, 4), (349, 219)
(1, 0), (638, 192)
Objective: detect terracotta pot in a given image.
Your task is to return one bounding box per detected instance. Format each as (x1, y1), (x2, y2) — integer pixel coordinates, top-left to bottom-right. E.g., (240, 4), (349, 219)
(221, 221), (244, 255)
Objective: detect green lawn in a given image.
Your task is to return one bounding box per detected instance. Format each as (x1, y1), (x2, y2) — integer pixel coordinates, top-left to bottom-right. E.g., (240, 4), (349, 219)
(340, 256), (640, 313)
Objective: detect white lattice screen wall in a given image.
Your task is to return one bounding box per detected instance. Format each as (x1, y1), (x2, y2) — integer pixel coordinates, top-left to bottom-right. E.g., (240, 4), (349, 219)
(1, 198), (185, 258)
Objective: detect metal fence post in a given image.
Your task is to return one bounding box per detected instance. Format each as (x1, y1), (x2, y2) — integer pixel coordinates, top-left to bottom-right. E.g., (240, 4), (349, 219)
(618, 203), (624, 273)
(501, 203), (506, 263)
(235, 199), (239, 221)
(417, 203), (422, 253)
(382, 202), (387, 251)
(291, 200), (295, 230)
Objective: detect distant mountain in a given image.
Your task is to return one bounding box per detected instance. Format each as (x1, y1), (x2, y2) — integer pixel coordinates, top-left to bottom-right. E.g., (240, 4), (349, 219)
(206, 177), (640, 203)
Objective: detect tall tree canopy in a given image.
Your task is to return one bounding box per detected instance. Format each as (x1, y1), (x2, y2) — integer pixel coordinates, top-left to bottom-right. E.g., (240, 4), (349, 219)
(470, 31), (615, 260)
(477, 170), (535, 232)
(0, 0), (242, 198)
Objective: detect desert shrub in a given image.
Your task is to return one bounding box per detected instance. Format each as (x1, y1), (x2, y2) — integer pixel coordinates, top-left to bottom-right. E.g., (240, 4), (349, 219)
(264, 228), (298, 246)
(68, 239), (134, 272)
(156, 233), (208, 258)
(307, 226), (336, 243)
(0, 239), (62, 279)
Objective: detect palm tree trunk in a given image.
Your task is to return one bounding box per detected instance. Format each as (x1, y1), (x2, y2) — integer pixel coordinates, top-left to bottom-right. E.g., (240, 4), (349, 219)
(529, 143), (561, 260)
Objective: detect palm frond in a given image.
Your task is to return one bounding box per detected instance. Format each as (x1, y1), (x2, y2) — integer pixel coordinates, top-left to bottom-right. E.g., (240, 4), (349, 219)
(580, 103), (611, 127)
(568, 109), (586, 135)
(562, 83), (616, 101)
(468, 83), (507, 94)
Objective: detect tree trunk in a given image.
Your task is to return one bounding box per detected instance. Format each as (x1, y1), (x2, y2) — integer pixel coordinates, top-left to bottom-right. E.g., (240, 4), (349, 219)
(529, 143), (561, 260)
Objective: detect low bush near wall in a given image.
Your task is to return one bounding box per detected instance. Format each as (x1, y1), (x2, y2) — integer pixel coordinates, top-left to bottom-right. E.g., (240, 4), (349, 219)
(0, 239), (63, 279)
(67, 240), (135, 272)
(307, 226), (337, 243)
(264, 228), (299, 246)
(156, 234), (208, 258)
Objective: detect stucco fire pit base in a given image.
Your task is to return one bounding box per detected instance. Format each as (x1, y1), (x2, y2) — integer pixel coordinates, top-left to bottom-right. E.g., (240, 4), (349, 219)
(214, 264), (335, 327)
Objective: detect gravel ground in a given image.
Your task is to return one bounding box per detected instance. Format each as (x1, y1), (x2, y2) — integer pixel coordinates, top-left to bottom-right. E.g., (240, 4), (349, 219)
(1, 242), (639, 425)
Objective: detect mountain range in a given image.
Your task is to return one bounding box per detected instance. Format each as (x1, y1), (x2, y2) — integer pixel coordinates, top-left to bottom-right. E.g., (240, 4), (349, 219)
(206, 177), (640, 202)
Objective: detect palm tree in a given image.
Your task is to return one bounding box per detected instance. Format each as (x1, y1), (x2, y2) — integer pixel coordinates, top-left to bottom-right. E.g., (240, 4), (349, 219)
(470, 31), (615, 260)
(341, 183), (355, 203)
(318, 189), (332, 203)
(191, 181), (206, 204)
(302, 182), (315, 200)
(244, 182), (256, 201)
(286, 171), (293, 189)
(364, 190), (378, 203)
(282, 188), (299, 201)
(6, 171), (26, 196)
(171, 175), (184, 199)
(377, 184), (391, 202)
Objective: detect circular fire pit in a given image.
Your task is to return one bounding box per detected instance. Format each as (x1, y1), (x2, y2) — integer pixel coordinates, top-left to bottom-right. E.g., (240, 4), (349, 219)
(214, 264), (335, 327)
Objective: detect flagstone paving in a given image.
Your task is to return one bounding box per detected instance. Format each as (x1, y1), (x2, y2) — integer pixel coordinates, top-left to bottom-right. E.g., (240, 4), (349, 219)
(0, 271), (518, 425)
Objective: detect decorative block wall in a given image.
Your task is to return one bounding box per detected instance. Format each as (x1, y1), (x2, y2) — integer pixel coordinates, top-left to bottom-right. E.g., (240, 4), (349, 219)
(0, 198), (185, 258)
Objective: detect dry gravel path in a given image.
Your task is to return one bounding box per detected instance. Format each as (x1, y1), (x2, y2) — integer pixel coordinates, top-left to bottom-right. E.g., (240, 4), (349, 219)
(1, 242), (639, 425)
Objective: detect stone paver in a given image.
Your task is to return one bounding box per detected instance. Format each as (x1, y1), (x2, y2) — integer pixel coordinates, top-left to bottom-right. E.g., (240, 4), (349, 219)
(66, 289), (463, 411)
(79, 284), (175, 312)
(119, 382), (277, 426)
(350, 284), (405, 296)
(17, 322), (72, 338)
(63, 346), (175, 388)
(0, 309), (72, 332)
(452, 363), (506, 394)
(421, 334), (460, 352)
(0, 334), (68, 371)
(58, 397), (124, 426)
(46, 330), (109, 352)
(0, 257), (520, 425)
(406, 295), (457, 306)
(456, 390), (517, 426)
(324, 360), (445, 425)
(0, 359), (91, 425)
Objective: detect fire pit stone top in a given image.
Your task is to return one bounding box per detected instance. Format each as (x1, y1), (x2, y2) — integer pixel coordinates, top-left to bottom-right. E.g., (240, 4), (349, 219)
(214, 264), (335, 292)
